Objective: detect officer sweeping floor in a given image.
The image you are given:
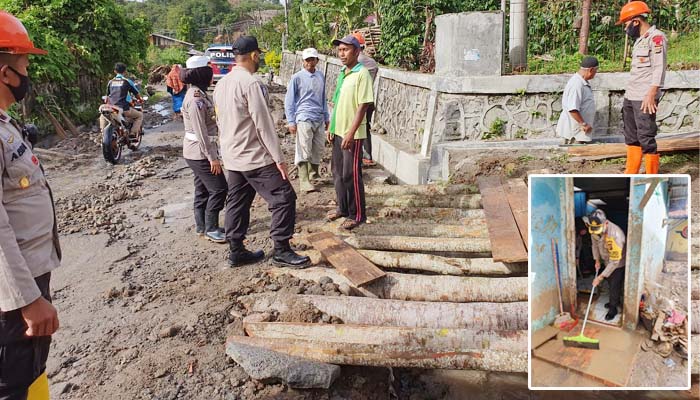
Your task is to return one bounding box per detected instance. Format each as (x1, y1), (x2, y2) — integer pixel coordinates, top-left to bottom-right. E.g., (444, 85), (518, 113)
(584, 209), (627, 321)
(617, 1), (667, 174)
(0, 11), (61, 400)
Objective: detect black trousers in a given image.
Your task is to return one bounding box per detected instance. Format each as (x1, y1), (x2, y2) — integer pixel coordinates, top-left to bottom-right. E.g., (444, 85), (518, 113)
(0, 273), (52, 400)
(224, 163), (297, 245)
(622, 98), (658, 154)
(332, 135), (366, 223)
(186, 158), (227, 217)
(362, 107), (374, 160)
(608, 267), (625, 310)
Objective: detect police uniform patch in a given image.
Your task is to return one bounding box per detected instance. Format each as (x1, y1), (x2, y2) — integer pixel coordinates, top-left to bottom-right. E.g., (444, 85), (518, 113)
(196, 100), (205, 110)
(19, 176), (29, 189)
(31, 155), (39, 165)
(7, 135), (14, 144)
(652, 35), (664, 54)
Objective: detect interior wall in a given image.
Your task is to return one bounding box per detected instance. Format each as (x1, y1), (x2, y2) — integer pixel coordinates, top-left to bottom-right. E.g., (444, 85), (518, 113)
(641, 181), (670, 287)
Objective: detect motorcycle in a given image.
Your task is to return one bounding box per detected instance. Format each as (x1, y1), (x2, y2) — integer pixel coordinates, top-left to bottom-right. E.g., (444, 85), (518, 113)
(98, 96), (148, 164)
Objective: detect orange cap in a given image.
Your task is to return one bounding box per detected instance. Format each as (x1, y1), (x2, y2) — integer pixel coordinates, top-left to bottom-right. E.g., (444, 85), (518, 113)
(616, 1), (651, 25)
(352, 32), (366, 46)
(0, 11), (48, 55)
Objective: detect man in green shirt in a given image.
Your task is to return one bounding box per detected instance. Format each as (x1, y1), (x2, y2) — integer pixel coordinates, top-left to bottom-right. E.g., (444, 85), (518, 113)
(326, 35), (374, 230)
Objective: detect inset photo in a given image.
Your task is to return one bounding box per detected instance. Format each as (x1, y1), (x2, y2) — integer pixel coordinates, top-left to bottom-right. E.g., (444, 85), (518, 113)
(529, 175), (691, 389)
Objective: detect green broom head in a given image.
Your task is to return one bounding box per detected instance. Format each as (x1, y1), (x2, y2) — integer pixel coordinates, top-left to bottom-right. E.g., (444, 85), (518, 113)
(562, 333), (600, 349)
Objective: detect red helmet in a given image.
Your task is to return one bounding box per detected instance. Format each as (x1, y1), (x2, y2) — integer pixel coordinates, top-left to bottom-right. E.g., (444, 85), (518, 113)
(616, 1), (651, 25)
(0, 11), (47, 55)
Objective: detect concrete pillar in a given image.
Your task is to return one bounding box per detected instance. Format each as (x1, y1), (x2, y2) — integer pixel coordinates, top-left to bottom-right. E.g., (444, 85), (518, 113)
(509, 0), (528, 72)
(420, 91), (439, 158)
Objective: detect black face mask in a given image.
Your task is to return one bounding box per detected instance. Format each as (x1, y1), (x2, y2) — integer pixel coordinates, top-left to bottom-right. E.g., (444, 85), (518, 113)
(626, 22), (641, 40)
(3, 66), (30, 102)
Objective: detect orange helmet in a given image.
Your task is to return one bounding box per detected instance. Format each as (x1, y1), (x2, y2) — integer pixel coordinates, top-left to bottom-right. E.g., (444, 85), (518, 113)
(0, 11), (47, 55)
(352, 32), (366, 46)
(616, 1), (651, 25)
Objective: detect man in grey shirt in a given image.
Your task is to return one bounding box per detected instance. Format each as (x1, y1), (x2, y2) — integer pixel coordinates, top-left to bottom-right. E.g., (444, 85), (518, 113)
(556, 56), (598, 144)
(213, 36), (310, 269)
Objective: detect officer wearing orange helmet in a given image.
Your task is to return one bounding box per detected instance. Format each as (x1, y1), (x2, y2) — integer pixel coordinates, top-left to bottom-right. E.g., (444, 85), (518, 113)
(617, 1), (667, 175)
(0, 10), (61, 400)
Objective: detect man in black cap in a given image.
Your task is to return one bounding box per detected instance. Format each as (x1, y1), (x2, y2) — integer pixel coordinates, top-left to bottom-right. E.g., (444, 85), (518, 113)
(556, 56), (599, 144)
(213, 36), (310, 269)
(326, 34), (374, 231)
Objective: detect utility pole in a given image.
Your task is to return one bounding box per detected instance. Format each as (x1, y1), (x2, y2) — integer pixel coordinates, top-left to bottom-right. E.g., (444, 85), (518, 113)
(283, 0), (289, 51)
(509, 0), (527, 72)
(578, 0), (592, 54)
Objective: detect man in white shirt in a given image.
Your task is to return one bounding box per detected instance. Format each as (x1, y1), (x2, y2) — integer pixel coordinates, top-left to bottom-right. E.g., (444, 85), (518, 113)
(556, 57), (599, 144)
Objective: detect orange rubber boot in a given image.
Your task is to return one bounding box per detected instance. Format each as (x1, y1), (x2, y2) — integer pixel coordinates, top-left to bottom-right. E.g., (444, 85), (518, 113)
(644, 153), (660, 174)
(623, 145), (643, 174)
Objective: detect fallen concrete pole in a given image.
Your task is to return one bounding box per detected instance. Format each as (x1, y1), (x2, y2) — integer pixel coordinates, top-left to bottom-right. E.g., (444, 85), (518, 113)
(373, 207), (486, 222)
(227, 335), (527, 372)
(692, 270), (699, 300)
(692, 300), (699, 334)
(365, 184), (479, 196)
(269, 267), (527, 302)
(239, 293), (528, 330)
(344, 235), (491, 254)
(320, 222), (489, 239)
(226, 336), (340, 388)
(366, 194), (482, 209)
(692, 334), (699, 375)
(244, 322), (527, 351)
(300, 249), (526, 276)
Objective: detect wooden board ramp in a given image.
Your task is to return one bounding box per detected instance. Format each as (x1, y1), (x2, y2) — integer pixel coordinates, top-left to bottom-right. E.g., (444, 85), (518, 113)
(307, 231), (385, 286)
(477, 176), (528, 263)
(532, 325), (643, 387)
(505, 178), (529, 250)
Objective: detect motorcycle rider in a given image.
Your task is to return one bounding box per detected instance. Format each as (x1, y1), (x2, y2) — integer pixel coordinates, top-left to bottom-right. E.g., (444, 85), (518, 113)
(101, 62), (143, 137)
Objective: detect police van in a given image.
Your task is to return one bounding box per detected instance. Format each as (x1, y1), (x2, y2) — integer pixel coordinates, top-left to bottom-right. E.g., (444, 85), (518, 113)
(204, 44), (236, 85)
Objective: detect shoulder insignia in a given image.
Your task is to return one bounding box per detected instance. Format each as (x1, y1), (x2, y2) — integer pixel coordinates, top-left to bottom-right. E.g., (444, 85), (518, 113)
(31, 155), (39, 166)
(196, 100), (205, 110)
(652, 35), (664, 46)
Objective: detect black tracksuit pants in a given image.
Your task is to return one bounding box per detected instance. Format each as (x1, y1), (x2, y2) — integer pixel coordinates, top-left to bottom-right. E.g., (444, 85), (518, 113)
(224, 163), (297, 246)
(362, 107), (374, 160)
(622, 98), (658, 154)
(608, 267), (625, 310)
(0, 273), (52, 400)
(332, 135), (366, 223)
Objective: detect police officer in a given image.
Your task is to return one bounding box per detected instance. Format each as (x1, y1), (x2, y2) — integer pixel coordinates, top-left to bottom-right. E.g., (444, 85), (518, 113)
(584, 210), (626, 321)
(181, 55), (226, 243)
(617, 1), (667, 175)
(0, 11), (61, 399)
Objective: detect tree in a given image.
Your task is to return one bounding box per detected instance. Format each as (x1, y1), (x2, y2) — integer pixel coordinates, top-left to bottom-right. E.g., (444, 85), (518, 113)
(177, 15), (196, 43)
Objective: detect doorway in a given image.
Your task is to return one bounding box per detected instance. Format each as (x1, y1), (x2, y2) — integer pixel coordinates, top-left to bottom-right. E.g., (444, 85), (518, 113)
(572, 177), (630, 327)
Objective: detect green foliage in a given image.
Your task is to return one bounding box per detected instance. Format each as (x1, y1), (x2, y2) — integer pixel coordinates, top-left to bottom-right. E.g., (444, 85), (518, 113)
(660, 152), (700, 167)
(514, 129), (528, 140)
(483, 117), (507, 140)
(176, 16), (196, 43)
(0, 0), (150, 125)
(147, 46), (188, 66)
(264, 50), (282, 73)
(667, 32), (700, 69)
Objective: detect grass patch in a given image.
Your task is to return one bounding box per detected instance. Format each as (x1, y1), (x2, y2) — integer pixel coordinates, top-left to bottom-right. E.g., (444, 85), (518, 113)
(522, 32), (699, 74)
(483, 118), (507, 140)
(600, 157), (626, 165)
(661, 152), (700, 167)
(518, 154), (536, 163)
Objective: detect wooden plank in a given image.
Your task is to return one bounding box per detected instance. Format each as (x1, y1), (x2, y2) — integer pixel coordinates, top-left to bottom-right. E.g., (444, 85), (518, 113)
(477, 176), (528, 263)
(227, 335), (527, 372)
(531, 325), (560, 349)
(532, 325), (643, 387)
(567, 135), (700, 158)
(240, 293), (528, 330)
(308, 231), (385, 286)
(638, 178), (660, 210)
(505, 178), (529, 250)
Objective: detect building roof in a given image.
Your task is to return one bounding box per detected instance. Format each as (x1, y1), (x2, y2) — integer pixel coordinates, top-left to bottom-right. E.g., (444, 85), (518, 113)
(150, 33), (195, 48)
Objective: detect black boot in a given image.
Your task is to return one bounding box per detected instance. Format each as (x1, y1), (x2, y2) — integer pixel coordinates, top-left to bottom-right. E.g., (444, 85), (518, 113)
(228, 240), (264, 268)
(271, 240), (310, 269)
(604, 302), (611, 309)
(605, 307), (618, 321)
(194, 208), (205, 236)
(204, 212), (226, 243)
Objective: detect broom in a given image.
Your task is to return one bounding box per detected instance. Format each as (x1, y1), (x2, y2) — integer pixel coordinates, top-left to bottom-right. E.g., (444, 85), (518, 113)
(563, 271), (600, 349)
